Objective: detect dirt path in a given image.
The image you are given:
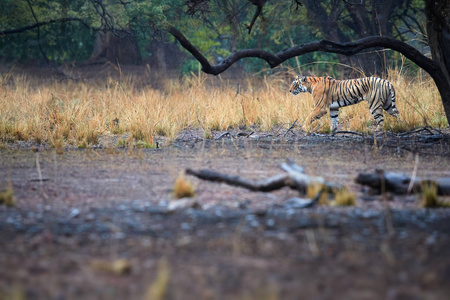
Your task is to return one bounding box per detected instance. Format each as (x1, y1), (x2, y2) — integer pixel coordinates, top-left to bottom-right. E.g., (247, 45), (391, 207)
(1, 130), (450, 299)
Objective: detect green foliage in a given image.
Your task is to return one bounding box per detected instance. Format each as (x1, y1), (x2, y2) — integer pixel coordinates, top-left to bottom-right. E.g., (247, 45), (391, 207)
(0, 0), (427, 75)
(0, 0), (96, 62)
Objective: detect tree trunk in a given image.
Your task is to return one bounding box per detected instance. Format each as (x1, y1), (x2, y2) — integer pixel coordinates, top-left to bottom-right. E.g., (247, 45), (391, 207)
(304, 0), (391, 76)
(89, 31), (142, 65)
(425, 0), (450, 123)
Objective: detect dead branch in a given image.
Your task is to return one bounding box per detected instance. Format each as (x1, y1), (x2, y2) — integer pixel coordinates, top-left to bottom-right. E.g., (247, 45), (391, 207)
(246, 0), (267, 34)
(283, 119), (298, 137)
(0, 18), (93, 36)
(397, 127), (434, 137)
(215, 131), (231, 140)
(186, 169), (295, 192)
(333, 130), (365, 137)
(356, 170), (450, 195)
(186, 159), (340, 194)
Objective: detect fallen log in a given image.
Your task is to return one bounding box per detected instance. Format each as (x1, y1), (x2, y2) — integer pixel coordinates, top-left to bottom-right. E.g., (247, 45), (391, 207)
(356, 170), (450, 195)
(186, 159), (340, 194)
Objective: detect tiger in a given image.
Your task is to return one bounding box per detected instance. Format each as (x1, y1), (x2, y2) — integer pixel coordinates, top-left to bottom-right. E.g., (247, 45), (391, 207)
(289, 75), (399, 132)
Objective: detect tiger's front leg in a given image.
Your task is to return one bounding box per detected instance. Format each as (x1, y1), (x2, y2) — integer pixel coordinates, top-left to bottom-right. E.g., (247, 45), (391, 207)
(302, 107), (327, 132)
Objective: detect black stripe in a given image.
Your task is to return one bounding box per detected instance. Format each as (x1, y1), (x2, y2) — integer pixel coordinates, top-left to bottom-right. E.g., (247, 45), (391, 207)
(369, 87), (379, 111)
(354, 82), (364, 99)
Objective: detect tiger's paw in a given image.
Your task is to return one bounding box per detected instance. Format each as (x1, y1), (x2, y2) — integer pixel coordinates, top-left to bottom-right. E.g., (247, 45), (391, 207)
(302, 125), (311, 133)
(331, 126), (338, 135)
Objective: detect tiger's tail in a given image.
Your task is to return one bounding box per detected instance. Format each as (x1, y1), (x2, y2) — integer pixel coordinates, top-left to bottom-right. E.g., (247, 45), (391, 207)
(383, 81), (400, 117)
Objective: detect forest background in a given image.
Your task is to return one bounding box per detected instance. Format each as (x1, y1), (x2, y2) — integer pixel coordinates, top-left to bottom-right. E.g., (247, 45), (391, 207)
(0, 0), (430, 77)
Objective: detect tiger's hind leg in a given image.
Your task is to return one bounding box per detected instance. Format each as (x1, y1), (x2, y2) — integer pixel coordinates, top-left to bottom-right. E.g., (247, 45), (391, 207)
(383, 84), (400, 118)
(329, 107), (339, 133)
(369, 100), (384, 131)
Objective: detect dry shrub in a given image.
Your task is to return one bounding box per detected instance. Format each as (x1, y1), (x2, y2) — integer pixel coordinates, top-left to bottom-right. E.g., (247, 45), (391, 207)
(90, 258), (132, 275)
(173, 174), (195, 199)
(421, 181), (450, 208)
(307, 183), (329, 205)
(333, 188), (356, 206)
(0, 186), (15, 207)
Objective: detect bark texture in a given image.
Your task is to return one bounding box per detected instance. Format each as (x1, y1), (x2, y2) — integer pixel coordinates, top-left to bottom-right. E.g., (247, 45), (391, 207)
(425, 0), (450, 124)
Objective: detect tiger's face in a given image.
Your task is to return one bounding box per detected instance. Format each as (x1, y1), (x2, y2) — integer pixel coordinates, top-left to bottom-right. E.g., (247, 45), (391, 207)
(289, 75), (309, 95)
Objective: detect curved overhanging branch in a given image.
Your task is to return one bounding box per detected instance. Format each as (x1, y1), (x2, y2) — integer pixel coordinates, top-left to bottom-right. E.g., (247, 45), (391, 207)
(167, 26), (282, 74)
(279, 38), (441, 76)
(168, 26), (441, 77)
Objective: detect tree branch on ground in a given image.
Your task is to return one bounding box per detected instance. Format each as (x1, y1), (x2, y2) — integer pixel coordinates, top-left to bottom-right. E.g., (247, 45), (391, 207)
(186, 159), (340, 194)
(356, 170), (450, 195)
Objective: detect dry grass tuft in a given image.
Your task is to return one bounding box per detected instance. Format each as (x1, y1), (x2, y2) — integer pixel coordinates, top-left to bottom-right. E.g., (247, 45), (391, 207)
(421, 182), (450, 208)
(307, 183), (329, 205)
(90, 258), (132, 275)
(0, 186), (15, 207)
(173, 173), (196, 199)
(144, 259), (170, 300)
(332, 188), (356, 206)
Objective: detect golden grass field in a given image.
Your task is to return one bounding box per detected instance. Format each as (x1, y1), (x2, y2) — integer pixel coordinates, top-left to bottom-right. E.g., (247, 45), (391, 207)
(0, 67), (447, 148)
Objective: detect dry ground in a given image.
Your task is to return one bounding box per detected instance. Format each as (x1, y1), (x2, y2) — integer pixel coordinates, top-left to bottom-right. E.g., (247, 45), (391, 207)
(1, 129), (450, 300)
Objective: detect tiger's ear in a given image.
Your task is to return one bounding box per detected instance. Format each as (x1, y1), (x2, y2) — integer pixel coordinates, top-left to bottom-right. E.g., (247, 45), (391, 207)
(301, 76), (306, 82)
(296, 75), (300, 79)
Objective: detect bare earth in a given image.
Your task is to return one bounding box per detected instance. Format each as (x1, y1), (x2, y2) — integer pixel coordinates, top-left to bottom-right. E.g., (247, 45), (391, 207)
(1, 129), (450, 300)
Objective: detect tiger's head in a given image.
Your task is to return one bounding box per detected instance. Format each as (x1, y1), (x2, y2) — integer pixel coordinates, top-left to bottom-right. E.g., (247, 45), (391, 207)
(289, 75), (309, 95)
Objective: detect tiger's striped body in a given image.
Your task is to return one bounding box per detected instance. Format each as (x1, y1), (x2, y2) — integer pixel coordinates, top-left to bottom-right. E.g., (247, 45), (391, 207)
(289, 75), (399, 132)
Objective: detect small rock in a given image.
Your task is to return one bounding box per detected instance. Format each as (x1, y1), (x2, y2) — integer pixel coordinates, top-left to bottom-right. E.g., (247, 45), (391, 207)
(85, 213), (95, 221)
(284, 197), (316, 209)
(177, 236), (192, 246)
(158, 199), (169, 207)
(425, 233), (437, 246)
(181, 223), (191, 230)
(245, 214), (256, 221)
(250, 220), (259, 227)
(233, 201), (248, 209)
(167, 199), (201, 212)
(69, 208), (80, 219)
(266, 219), (276, 227)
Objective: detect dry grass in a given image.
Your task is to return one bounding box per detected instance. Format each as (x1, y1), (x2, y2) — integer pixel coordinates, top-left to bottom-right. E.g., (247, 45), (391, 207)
(0, 185), (15, 207)
(332, 188), (356, 206)
(0, 68), (446, 147)
(307, 183), (329, 205)
(144, 259), (170, 300)
(420, 181), (450, 208)
(173, 173), (196, 199)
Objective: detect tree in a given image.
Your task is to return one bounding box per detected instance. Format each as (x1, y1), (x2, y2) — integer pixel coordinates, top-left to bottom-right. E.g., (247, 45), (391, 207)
(167, 0), (450, 124)
(302, 0), (416, 75)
